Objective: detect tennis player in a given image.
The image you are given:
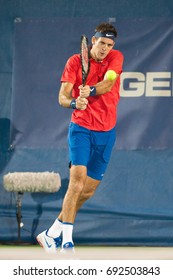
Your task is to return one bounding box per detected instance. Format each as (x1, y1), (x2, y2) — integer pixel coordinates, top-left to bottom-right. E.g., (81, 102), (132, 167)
(37, 22), (124, 253)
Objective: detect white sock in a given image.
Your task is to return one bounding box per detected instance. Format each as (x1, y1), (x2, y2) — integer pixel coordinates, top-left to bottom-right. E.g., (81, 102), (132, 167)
(62, 223), (74, 246)
(47, 218), (63, 238)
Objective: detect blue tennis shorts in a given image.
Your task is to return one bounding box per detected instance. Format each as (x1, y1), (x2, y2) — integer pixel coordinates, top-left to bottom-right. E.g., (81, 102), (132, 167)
(68, 122), (116, 180)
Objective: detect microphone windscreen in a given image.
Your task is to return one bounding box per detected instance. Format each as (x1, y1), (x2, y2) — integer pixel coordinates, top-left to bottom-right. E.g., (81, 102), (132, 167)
(3, 172), (61, 193)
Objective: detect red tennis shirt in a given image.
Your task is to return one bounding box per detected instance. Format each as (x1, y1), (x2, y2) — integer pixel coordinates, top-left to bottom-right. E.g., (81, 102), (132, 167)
(61, 49), (124, 131)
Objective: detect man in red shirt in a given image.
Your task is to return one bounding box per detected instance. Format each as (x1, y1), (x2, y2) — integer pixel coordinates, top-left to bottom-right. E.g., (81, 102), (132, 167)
(37, 22), (124, 253)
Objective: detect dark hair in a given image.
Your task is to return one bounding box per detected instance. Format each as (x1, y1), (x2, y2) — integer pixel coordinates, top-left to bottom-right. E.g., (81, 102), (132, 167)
(95, 22), (117, 38)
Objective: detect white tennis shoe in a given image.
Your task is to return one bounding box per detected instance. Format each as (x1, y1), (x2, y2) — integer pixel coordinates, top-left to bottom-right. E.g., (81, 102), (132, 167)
(36, 230), (61, 253)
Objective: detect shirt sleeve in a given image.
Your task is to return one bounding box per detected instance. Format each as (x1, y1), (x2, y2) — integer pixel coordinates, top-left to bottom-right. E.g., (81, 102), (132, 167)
(61, 54), (80, 84)
(107, 50), (124, 75)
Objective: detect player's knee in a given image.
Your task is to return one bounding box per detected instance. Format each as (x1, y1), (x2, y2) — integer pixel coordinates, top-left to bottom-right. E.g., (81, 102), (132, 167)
(69, 179), (84, 194)
(70, 166), (87, 187)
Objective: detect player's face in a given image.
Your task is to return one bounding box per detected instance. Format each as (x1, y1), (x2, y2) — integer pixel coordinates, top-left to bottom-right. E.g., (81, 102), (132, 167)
(90, 37), (115, 61)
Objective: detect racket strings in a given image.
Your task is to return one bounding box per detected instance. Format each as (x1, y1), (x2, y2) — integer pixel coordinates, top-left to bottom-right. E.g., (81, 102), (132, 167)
(81, 44), (89, 73)
(80, 35), (90, 85)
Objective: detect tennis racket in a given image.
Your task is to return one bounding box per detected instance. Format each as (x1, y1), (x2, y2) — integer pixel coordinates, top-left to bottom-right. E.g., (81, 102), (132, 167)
(80, 35), (90, 86)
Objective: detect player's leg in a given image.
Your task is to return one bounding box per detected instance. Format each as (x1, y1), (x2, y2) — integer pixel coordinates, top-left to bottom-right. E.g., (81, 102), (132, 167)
(60, 176), (100, 252)
(60, 164), (87, 249)
(57, 176), (100, 223)
(37, 175), (101, 252)
(75, 176), (101, 211)
(59, 174), (100, 252)
(36, 165), (87, 253)
(62, 165), (87, 223)
(37, 123), (90, 252)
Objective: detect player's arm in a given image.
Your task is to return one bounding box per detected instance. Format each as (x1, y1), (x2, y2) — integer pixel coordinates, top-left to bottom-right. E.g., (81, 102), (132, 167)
(95, 70), (119, 95)
(58, 81), (88, 110)
(79, 70), (119, 98)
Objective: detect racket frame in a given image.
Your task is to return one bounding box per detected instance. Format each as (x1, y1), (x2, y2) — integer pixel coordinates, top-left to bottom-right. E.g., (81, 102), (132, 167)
(80, 35), (90, 86)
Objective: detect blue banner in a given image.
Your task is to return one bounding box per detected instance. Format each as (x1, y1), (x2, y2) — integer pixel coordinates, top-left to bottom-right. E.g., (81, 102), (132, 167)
(11, 18), (173, 149)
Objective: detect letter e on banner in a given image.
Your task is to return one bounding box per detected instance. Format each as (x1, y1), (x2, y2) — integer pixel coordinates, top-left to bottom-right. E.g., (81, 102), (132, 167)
(146, 72), (171, 97)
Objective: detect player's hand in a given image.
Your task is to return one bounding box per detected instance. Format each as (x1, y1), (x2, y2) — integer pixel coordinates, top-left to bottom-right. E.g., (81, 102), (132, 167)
(79, 85), (90, 98)
(76, 96), (88, 110)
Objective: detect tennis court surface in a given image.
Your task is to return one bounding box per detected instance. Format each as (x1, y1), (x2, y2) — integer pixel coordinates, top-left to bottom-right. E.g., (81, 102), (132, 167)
(1, 245), (173, 260)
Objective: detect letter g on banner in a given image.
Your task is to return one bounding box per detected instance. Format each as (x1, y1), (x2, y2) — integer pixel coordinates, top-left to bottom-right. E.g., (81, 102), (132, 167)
(120, 72), (145, 97)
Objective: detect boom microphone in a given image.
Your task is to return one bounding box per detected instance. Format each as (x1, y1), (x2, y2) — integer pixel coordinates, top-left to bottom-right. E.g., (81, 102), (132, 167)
(3, 172), (61, 193)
